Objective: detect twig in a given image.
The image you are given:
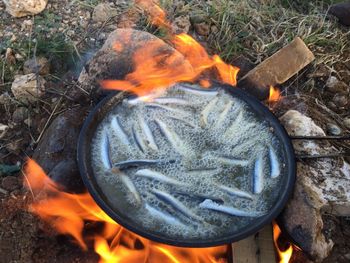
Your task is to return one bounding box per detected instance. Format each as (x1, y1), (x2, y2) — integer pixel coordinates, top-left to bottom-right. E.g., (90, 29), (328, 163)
(22, 169), (34, 199)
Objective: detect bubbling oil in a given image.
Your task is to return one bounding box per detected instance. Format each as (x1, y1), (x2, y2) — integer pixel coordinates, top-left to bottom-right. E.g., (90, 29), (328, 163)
(91, 84), (285, 242)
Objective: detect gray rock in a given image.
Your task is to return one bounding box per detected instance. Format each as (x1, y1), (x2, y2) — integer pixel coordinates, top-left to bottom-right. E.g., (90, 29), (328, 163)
(326, 123), (342, 136)
(33, 108), (87, 193)
(332, 93), (348, 108)
(92, 3), (119, 22)
(171, 15), (191, 34)
(344, 117), (350, 129)
(279, 110), (350, 262)
(194, 22), (210, 36)
(329, 2), (350, 26)
(78, 29), (191, 100)
(12, 107), (28, 123)
(11, 74), (46, 104)
(23, 57), (50, 75)
(1, 176), (20, 191)
(0, 123), (9, 139)
(3, 0), (48, 17)
(325, 76), (349, 93)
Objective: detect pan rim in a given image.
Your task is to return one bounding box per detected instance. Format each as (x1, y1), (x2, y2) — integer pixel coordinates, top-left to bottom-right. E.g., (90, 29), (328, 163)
(77, 83), (296, 247)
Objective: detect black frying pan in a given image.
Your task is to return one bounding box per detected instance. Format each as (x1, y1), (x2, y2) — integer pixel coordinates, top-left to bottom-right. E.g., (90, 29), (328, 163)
(77, 82), (296, 247)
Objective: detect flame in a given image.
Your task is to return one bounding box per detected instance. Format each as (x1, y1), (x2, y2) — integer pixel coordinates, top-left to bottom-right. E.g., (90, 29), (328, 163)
(101, 1), (239, 97)
(268, 86), (281, 102)
(23, 159), (227, 263)
(273, 222), (293, 263)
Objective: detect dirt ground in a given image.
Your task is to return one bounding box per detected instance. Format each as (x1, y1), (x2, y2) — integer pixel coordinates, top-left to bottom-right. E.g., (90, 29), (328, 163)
(1, 0), (350, 262)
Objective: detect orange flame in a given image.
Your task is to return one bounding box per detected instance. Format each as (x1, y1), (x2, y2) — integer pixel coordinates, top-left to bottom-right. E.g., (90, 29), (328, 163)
(23, 159), (227, 263)
(268, 86), (281, 102)
(273, 222), (293, 263)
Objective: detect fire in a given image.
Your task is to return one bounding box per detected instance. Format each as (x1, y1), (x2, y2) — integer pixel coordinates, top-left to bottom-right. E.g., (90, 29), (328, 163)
(101, 1), (239, 97)
(273, 221), (293, 263)
(269, 86), (281, 102)
(23, 159), (227, 263)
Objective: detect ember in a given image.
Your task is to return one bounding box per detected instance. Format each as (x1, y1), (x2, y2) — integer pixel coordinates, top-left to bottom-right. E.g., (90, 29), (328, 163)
(24, 158), (227, 262)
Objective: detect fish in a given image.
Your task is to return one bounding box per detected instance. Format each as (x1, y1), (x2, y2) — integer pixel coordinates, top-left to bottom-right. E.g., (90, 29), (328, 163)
(253, 155), (264, 194)
(145, 204), (185, 226)
(138, 116), (158, 151)
(111, 168), (141, 205)
(200, 97), (219, 127)
(155, 119), (186, 154)
(215, 101), (234, 128)
(215, 156), (249, 167)
(224, 110), (243, 137)
(110, 116), (130, 146)
(123, 95), (156, 107)
(101, 131), (113, 169)
(178, 85), (219, 97)
(153, 97), (191, 105)
(199, 199), (265, 217)
(152, 189), (203, 221)
(217, 185), (253, 200)
(269, 146), (280, 178)
(168, 116), (196, 128)
(114, 159), (160, 169)
(135, 169), (184, 185)
(145, 103), (188, 115)
(132, 125), (146, 153)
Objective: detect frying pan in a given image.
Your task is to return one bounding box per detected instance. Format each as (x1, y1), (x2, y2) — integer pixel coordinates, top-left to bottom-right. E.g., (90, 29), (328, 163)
(77, 82), (296, 247)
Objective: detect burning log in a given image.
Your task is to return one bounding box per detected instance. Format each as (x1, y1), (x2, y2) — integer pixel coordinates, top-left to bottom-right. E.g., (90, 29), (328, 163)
(238, 37), (315, 100)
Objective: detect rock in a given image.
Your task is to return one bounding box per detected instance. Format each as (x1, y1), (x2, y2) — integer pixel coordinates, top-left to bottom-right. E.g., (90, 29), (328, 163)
(171, 15), (191, 34)
(344, 117), (350, 129)
(0, 123), (9, 139)
(32, 108), (87, 193)
(3, 0), (48, 17)
(325, 76), (349, 93)
(329, 2), (350, 26)
(0, 92), (12, 105)
(11, 74), (46, 104)
(326, 123), (342, 136)
(78, 29), (191, 101)
(92, 3), (119, 22)
(238, 37), (315, 100)
(23, 57), (50, 75)
(279, 110), (350, 261)
(194, 22), (210, 36)
(332, 93), (348, 108)
(1, 176), (20, 191)
(12, 107), (28, 123)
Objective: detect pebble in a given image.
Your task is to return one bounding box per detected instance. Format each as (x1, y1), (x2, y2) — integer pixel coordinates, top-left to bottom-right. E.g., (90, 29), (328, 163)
(0, 123), (9, 139)
(12, 107), (28, 123)
(194, 22), (210, 36)
(327, 123), (342, 135)
(332, 94), (348, 108)
(1, 176), (20, 192)
(344, 117), (350, 129)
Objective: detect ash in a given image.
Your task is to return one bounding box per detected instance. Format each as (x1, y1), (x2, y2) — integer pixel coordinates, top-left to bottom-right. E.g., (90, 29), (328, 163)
(91, 84), (285, 242)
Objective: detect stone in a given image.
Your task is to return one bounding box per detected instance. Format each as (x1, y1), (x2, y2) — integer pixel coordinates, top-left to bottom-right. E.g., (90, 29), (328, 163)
(33, 108), (87, 193)
(171, 15), (191, 34)
(12, 107), (28, 123)
(11, 74), (46, 104)
(0, 124), (9, 139)
(329, 2), (350, 26)
(5, 48), (16, 65)
(23, 57), (50, 75)
(194, 22), (210, 36)
(238, 37), (315, 100)
(326, 123), (342, 136)
(325, 76), (349, 93)
(279, 110), (350, 262)
(1, 176), (20, 191)
(3, 0), (48, 17)
(78, 29), (191, 101)
(332, 94), (348, 108)
(344, 117), (350, 129)
(92, 3), (119, 22)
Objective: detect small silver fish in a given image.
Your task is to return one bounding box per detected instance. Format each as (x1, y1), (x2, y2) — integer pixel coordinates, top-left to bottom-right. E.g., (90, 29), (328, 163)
(153, 97), (191, 105)
(123, 95), (155, 107)
(138, 116), (158, 151)
(224, 110), (243, 137)
(101, 131), (112, 169)
(110, 116), (130, 146)
(152, 189), (202, 221)
(145, 103), (188, 115)
(111, 168), (141, 205)
(155, 119), (186, 154)
(132, 125), (146, 153)
(200, 97), (218, 127)
(199, 199), (264, 217)
(215, 101), (234, 128)
(168, 116), (196, 128)
(217, 185), (253, 200)
(215, 156), (249, 166)
(269, 146), (280, 178)
(145, 204), (185, 226)
(114, 159), (160, 169)
(178, 85), (219, 97)
(135, 169), (184, 185)
(253, 156), (264, 194)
